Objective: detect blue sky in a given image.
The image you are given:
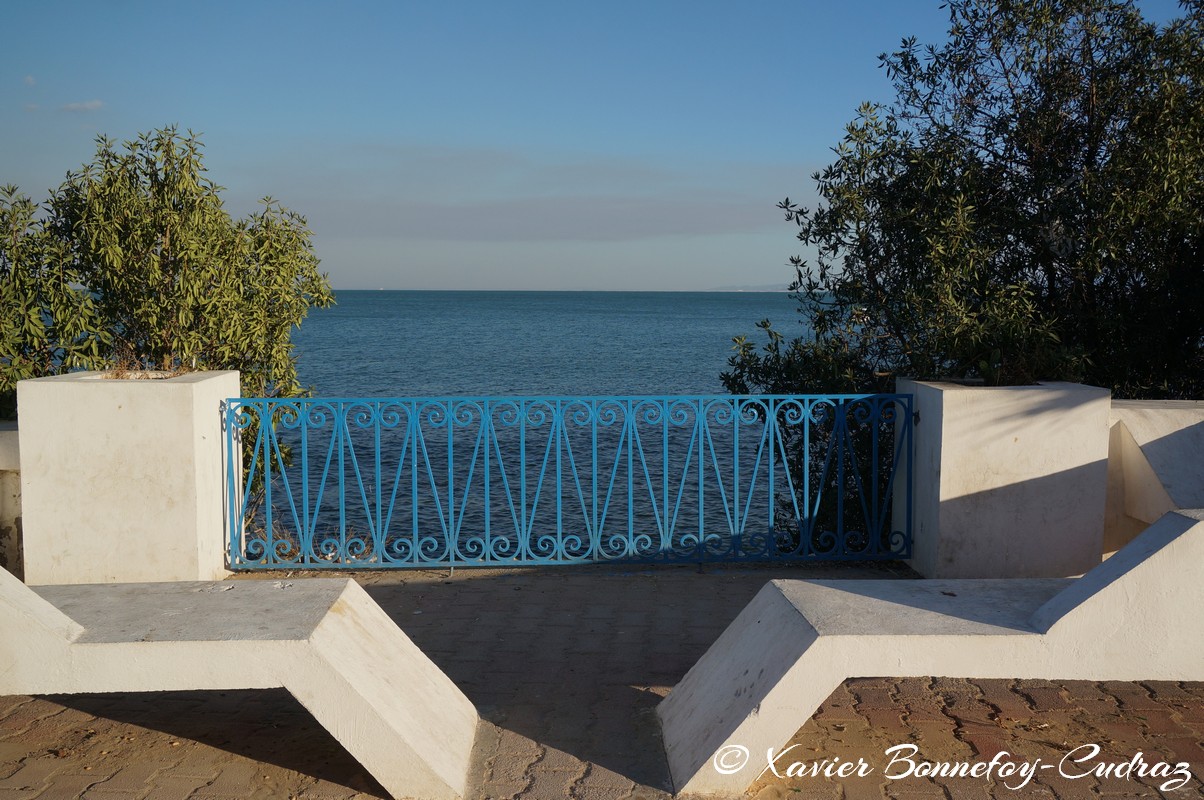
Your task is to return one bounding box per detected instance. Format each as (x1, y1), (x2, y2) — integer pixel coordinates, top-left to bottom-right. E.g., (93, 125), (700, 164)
(2, 1), (1186, 291)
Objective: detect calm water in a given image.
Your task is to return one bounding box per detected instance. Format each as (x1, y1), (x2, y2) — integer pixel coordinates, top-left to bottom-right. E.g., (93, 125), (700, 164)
(292, 290), (797, 397)
(242, 291), (905, 567)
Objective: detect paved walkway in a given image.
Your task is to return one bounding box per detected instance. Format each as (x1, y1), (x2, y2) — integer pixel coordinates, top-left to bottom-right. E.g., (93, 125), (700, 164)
(0, 564), (1201, 799)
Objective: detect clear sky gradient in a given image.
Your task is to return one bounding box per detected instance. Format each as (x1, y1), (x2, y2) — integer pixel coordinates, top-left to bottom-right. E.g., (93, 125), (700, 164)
(2, 1), (1186, 290)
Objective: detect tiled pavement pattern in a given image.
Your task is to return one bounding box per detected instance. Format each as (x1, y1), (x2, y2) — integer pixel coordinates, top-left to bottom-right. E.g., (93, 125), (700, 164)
(0, 564), (1201, 799)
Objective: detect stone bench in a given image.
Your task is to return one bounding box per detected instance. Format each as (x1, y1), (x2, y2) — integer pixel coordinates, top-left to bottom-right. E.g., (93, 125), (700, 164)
(658, 509), (1204, 796)
(0, 572), (478, 800)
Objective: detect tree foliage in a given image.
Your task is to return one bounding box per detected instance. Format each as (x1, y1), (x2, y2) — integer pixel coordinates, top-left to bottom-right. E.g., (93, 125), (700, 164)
(0, 127), (333, 414)
(0, 186), (105, 412)
(725, 0), (1204, 398)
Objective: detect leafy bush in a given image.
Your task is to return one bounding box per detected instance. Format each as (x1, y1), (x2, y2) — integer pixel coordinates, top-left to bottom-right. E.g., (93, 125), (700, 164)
(726, 0), (1204, 398)
(0, 127), (334, 415)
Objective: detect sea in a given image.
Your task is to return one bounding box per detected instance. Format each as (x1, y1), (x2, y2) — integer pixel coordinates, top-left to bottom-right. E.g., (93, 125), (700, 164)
(244, 290), (900, 566)
(292, 290), (799, 398)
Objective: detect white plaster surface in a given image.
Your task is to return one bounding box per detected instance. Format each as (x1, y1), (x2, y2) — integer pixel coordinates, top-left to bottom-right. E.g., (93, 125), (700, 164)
(18, 371), (235, 584)
(1103, 418), (1155, 552)
(1102, 401), (1204, 553)
(658, 510), (1204, 796)
(777, 578), (1069, 635)
(0, 572), (479, 800)
(1111, 400), (1204, 511)
(0, 470), (18, 580)
(0, 423), (17, 471)
(0, 423), (19, 579)
(897, 380), (1110, 578)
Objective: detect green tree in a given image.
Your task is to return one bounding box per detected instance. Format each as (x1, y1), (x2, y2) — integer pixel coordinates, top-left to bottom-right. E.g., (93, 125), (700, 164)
(725, 0), (1204, 398)
(0, 186), (106, 416)
(0, 127), (334, 412)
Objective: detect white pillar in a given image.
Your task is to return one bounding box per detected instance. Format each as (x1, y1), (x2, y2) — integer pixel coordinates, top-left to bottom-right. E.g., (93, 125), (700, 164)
(18, 371), (238, 584)
(897, 380), (1110, 578)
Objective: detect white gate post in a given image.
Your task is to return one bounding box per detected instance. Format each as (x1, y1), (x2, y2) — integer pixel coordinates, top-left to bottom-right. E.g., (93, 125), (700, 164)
(897, 379), (1111, 578)
(18, 371), (238, 584)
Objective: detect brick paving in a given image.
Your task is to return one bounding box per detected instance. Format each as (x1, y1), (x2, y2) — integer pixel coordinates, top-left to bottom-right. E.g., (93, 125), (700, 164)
(1, 563), (1201, 799)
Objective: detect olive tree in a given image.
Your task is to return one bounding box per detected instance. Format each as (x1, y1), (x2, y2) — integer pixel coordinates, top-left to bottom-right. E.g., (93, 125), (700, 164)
(0, 127), (333, 412)
(725, 0), (1204, 398)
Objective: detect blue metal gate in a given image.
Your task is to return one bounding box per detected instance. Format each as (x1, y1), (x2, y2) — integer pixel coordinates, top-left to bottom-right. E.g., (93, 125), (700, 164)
(224, 394), (912, 568)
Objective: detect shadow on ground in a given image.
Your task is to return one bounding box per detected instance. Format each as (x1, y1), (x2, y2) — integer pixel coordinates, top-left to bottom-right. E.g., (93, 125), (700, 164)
(357, 561), (911, 789)
(52, 689), (389, 797)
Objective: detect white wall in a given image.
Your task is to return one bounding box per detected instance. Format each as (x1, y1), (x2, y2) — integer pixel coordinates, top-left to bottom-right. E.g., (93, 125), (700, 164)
(7, 372), (1196, 584)
(18, 371), (237, 584)
(897, 380), (1111, 578)
(0, 422), (19, 579)
(1104, 400), (1204, 553)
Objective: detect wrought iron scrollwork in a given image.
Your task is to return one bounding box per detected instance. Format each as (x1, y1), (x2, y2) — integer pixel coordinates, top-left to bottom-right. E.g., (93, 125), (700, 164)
(224, 394), (913, 568)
